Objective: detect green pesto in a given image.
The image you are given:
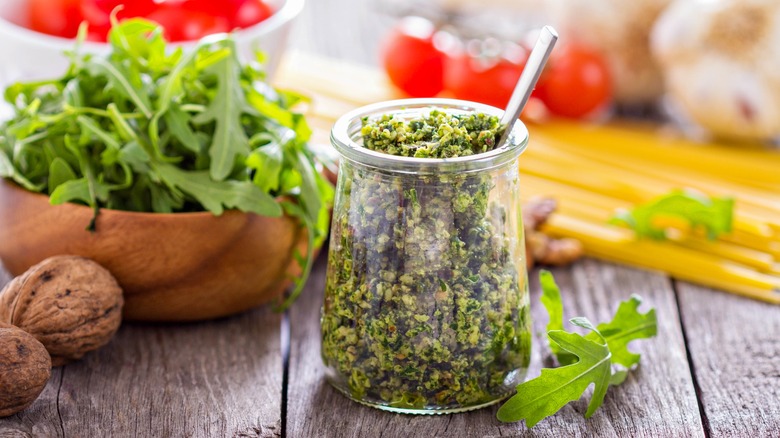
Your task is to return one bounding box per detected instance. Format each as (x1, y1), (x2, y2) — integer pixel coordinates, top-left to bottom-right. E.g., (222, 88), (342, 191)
(322, 110), (531, 411)
(360, 110), (504, 158)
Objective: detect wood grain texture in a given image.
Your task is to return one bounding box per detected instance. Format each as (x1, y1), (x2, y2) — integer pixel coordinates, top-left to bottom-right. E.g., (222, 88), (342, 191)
(0, 265), (283, 438)
(0, 368), (64, 438)
(676, 282), (780, 437)
(286, 256), (703, 437)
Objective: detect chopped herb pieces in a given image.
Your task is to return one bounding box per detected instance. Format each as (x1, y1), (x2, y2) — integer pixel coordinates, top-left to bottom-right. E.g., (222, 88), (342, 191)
(360, 110), (505, 158)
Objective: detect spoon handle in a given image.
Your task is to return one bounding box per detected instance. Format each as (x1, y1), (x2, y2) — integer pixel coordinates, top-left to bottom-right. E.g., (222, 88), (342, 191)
(499, 26), (559, 137)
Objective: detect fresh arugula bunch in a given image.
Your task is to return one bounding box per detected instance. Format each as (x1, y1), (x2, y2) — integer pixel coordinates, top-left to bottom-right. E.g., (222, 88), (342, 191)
(497, 270), (657, 427)
(0, 20), (333, 310)
(611, 189), (734, 240)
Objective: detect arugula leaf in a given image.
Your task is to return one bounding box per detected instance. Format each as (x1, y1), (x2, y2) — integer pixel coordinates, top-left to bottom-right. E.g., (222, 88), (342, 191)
(542, 273), (658, 370)
(0, 150), (13, 177)
(539, 270), (577, 366)
(164, 105), (200, 153)
(192, 47), (251, 181)
(498, 271), (658, 428)
(50, 178), (92, 206)
(292, 148), (322, 224)
(48, 157), (77, 193)
(156, 164), (281, 217)
(497, 324), (612, 426)
(592, 295), (657, 369)
(274, 202), (315, 312)
(247, 139), (283, 193)
(84, 57), (153, 118)
(611, 189), (734, 240)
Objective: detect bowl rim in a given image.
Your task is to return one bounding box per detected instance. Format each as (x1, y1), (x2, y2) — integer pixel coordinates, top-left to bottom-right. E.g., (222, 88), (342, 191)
(0, 0), (304, 49)
(0, 178), (289, 220)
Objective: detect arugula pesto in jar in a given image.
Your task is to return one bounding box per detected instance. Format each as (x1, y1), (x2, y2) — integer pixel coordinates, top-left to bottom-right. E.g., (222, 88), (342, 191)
(323, 99), (531, 414)
(361, 110), (503, 158)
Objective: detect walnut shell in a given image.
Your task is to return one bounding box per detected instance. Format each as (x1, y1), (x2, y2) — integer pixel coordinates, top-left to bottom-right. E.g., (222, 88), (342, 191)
(0, 322), (52, 417)
(0, 256), (124, 366)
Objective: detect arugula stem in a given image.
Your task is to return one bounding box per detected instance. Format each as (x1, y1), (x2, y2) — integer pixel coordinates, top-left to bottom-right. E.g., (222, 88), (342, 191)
(274, 204), (316, 312)
(179, 104), (206, 113)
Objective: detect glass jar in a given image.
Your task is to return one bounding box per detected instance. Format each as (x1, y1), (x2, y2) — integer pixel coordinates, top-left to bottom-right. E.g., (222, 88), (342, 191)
(322, 98), (531, 414)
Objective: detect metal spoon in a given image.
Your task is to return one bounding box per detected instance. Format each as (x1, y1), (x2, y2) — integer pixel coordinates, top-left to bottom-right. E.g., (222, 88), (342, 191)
(497, 26), (559, 146)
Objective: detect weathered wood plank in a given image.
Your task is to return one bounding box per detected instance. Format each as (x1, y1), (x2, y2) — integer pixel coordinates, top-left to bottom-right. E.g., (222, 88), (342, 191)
(676, 282), (780, 437)
(0, 368), (64, 438)
(0, 265), (284, 438)
(286, 256), (702, 437)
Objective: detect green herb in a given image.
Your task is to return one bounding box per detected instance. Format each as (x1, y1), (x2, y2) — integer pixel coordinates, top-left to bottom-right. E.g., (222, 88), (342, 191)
(0, 20), (333, 309)
(322, 110), (528, 410)
(360, 110), (504, 158)
(497, 270), (657, 427)
(611, 189), (734, 240)
(539, 271), (577, 366)
(497, 319), (612, 427)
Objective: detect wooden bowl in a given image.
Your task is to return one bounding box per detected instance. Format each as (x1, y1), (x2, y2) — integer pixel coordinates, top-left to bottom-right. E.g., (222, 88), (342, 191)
(0, 180), (307, 322)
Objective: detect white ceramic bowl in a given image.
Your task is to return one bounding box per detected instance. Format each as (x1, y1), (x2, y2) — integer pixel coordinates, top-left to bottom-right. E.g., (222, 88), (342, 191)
(0, 0), (303, 84)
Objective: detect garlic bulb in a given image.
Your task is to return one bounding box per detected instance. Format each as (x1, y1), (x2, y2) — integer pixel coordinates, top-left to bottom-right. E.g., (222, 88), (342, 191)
(549, 0), (672, 105)
(651, 0), (780, 141)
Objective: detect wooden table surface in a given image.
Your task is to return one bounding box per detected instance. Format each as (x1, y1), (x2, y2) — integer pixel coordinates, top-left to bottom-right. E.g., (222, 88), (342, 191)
(1, 1), (779, 437)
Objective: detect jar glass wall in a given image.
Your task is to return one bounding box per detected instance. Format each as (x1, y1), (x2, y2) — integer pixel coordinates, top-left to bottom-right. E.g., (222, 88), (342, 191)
(322, 99), (531, 414)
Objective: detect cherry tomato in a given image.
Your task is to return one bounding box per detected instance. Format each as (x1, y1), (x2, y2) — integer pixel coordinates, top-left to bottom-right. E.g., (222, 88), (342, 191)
(86, 27), (108, 42)
(180, 0), (272, 29)
(181, 0), (246, 22)
(443, 45), (529, 109)
(29, 0), (82, 38)
(79, 0), (156, 28)
(380, 17), (445, 97)
(30, 0), (272, 41)
(535, 43), (612, 119)
(232, 0), (274, 28)
(146, 6), (231, 42)
(79, 0), (158, 41)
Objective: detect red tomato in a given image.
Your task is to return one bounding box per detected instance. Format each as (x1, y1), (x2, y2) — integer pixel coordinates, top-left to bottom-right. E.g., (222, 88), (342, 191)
(380, 17), (445, 97)
(233, 0), (274, 28)
(79, 0), (157, 41)
(146, 6), (231, 42)
(86, 27), (108, 42)
(29, 0), (82, 38)
(79, 0), (156, 28)
(535, 43), (612, 119)
(181, 0), (246, 22)
(443, 48), (529, 109)
(181, 0), (272, 29)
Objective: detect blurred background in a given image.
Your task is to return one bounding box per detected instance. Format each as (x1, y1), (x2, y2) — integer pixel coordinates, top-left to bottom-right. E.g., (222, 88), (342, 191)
(289, 0), (780, 144)
(0, 0), (778, 302)
(4, 0), (779, 142)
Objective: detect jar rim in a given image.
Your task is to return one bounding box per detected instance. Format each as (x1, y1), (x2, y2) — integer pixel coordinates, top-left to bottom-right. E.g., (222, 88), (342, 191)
(330, 98), (529, 174)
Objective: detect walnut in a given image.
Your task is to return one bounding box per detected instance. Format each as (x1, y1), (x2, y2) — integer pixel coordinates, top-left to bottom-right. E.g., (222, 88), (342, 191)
(0, 256), (124, 366)
(523, 197), (584, 269)
(0, 322), (51, 417)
